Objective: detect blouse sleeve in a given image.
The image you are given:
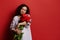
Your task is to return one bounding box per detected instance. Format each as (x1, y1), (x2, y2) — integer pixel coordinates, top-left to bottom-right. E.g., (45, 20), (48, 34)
(10, 16), (18, 30)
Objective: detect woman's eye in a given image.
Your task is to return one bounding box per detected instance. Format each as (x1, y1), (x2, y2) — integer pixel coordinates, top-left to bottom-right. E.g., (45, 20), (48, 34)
(22, 9), (27, 11)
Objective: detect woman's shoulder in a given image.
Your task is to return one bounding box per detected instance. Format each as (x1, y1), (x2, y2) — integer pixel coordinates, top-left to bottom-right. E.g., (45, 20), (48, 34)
(13, 16), (19, 20)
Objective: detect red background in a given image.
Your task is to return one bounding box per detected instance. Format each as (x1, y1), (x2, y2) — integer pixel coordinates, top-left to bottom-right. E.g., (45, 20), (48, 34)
(0, 0), (60, 40)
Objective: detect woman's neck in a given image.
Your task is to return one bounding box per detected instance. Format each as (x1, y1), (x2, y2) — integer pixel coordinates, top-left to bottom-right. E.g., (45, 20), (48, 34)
(18, 15), (21, 19)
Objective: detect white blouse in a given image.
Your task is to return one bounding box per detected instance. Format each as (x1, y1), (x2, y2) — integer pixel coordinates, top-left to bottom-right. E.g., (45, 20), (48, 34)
(10, 16), (32, 40)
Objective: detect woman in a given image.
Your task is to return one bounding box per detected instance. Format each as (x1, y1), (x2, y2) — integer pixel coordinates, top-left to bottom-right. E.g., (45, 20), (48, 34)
(10, 4), (32, 40)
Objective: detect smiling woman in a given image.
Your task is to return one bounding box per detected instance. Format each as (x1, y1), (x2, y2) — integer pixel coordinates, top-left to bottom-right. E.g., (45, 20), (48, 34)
(10, 4), (32, 40)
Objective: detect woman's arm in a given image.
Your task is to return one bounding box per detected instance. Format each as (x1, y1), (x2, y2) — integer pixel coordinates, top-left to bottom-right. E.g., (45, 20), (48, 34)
(10, 16), (19, 32)
(17, 21), (27, 27)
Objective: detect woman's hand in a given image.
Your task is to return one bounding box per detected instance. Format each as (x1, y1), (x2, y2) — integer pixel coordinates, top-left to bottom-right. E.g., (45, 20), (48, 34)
(16, 28), (22, 35)
(15, 24), (22, 35)
(15, 21), (27, 35)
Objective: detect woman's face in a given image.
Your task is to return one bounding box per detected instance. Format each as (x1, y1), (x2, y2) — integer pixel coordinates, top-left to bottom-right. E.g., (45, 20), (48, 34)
(20, 6), (27, 14)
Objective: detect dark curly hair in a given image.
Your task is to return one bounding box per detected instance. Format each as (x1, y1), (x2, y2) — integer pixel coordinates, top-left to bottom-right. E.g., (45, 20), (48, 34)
(15, 4), (30, 16)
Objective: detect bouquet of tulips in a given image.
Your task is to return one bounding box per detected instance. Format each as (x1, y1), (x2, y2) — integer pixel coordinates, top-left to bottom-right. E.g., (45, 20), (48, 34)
(14, 14), (31, 40)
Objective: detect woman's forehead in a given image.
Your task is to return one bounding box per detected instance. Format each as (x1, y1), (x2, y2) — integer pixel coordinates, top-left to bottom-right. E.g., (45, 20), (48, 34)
(22, 6), (27, 10)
